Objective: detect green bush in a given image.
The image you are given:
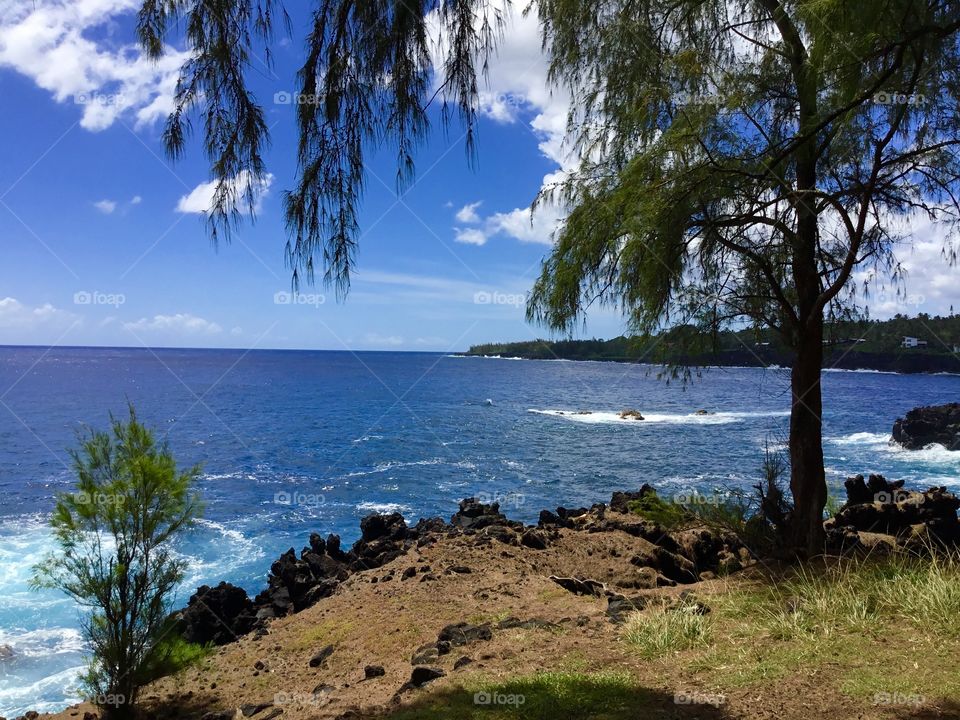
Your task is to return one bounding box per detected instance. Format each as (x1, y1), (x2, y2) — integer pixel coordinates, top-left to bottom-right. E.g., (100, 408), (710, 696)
(33, 407), (203, 720)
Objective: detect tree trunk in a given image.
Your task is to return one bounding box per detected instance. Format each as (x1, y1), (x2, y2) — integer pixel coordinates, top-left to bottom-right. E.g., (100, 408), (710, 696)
(789, 316), (827, 556)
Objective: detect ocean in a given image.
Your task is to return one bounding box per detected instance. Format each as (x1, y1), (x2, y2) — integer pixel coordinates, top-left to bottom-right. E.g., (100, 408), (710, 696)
(0, 346), (958, 714)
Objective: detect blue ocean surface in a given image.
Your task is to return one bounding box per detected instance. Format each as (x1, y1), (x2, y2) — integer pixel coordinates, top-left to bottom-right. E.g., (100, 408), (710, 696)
(0, 346), (958, 714)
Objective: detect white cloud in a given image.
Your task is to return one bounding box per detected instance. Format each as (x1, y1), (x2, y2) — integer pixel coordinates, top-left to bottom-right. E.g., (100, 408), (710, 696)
(0, 0), (190, 131)
(176, 171), (275, 215)
(452, 199), (564, 246)
(455, 201), (483, 223)
(853, 215), (960, 319)
(0, 297), (78, 329)
(454, 227), (489, 246)
(431, 3), (571, 248)
(130, 195), (142, 205)
(123, 313), (223, 335)
(93, 199), (117, 214)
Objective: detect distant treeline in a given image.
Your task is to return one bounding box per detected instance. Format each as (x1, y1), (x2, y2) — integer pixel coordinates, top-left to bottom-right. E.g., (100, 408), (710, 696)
(464, 314), (960, 374)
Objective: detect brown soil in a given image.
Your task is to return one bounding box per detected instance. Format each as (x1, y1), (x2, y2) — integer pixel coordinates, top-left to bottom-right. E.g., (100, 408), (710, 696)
(40, 516), (959, 720)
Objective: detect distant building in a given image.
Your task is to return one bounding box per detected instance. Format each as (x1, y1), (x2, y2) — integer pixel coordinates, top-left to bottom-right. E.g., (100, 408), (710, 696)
(902, 336), (929, 349)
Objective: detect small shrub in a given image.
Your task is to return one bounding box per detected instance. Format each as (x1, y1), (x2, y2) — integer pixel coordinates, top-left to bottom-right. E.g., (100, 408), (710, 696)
(32, 407), (203, 720)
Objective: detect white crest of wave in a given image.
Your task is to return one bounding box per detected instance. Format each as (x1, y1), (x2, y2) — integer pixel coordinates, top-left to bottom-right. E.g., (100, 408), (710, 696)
(355, 501), (413, 515)
(527, 409), (789, 426)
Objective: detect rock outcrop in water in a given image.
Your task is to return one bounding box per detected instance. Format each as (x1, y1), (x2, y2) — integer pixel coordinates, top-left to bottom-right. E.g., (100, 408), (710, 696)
(892, 402), (960, 450)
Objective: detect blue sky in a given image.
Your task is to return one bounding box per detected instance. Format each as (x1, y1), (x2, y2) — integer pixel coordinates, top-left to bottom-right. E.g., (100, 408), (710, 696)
(0, 1), (956, 351)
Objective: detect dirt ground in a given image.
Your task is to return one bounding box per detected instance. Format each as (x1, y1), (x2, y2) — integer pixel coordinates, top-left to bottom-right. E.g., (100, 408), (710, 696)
(40, 518), (960, 720)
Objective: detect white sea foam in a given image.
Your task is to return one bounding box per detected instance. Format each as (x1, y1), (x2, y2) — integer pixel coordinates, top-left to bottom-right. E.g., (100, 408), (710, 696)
(0, 664), (86, 714)
(194, 518), (255, 547)
(0, 627), (85, 658)
(823, 368), (900, 375)
(355, 501), (413, 515)
(827, 432), (960, 469)
(343, 458), (477, 478)
(528, 409), (789, 426)
(828, 431), (892, 447)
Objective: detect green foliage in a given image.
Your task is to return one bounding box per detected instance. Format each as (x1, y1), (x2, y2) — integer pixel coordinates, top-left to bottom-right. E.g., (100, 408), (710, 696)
(627, 486), (775, 557)
(622, 601), (713, 658)
(32, 407), (202, 719)
(626, 493), (688, 528)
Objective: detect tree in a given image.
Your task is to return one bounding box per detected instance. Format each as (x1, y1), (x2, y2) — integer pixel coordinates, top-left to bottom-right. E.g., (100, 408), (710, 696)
(137, 1), (960, 554)
(33, 408), (202, 719)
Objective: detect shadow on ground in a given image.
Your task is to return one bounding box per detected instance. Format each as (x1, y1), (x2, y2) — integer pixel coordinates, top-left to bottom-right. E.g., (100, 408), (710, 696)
(372, 673), (732, 720)
(134, 692), (222, 719)
(893, 699), (960, 719)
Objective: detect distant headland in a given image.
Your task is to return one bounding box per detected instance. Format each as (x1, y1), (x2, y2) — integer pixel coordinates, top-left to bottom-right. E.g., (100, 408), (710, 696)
(462, 314), (960, 374)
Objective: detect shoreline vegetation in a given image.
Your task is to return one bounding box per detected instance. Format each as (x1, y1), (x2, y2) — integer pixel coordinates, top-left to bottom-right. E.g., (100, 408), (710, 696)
(462, 315), (960, 374)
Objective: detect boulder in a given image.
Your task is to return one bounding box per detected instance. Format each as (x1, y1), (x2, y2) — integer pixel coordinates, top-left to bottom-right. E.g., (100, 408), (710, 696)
(309, 644), (335, 668)
(364, 665), (386, 679)
(520, 529), (548, 550)
(630, 545), (698, 584)
(548, 575), (606, 596)
(408, 666), (445, 687)
(178, 582), (257, 646)
(619, 409), (644, 420)
(437, 622), (492, 647)
(892, 403), (960, 450)
(609, 486), (656, 513)
(450, 498), (517, 531)
(606, 596), (647, 623)
(843, 474), (907, 505)
(835, 475), (960, 543)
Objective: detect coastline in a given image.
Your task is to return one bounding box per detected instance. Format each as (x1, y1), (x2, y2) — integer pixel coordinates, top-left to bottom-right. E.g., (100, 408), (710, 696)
(456, 349), (960, 375)
(36, 478), (960, 720)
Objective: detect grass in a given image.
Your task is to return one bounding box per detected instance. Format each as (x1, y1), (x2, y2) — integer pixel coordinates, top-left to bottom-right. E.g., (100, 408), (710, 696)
(621, 600), (712, 658)
(383, 670), (693, 720)
(622, 548), (960, 707)
(289, 617), (356, 651)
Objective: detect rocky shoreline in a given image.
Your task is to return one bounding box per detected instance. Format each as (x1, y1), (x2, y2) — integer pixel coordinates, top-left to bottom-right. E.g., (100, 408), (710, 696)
(174, 477), (960, 654)
(22, 475), (960, 720)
